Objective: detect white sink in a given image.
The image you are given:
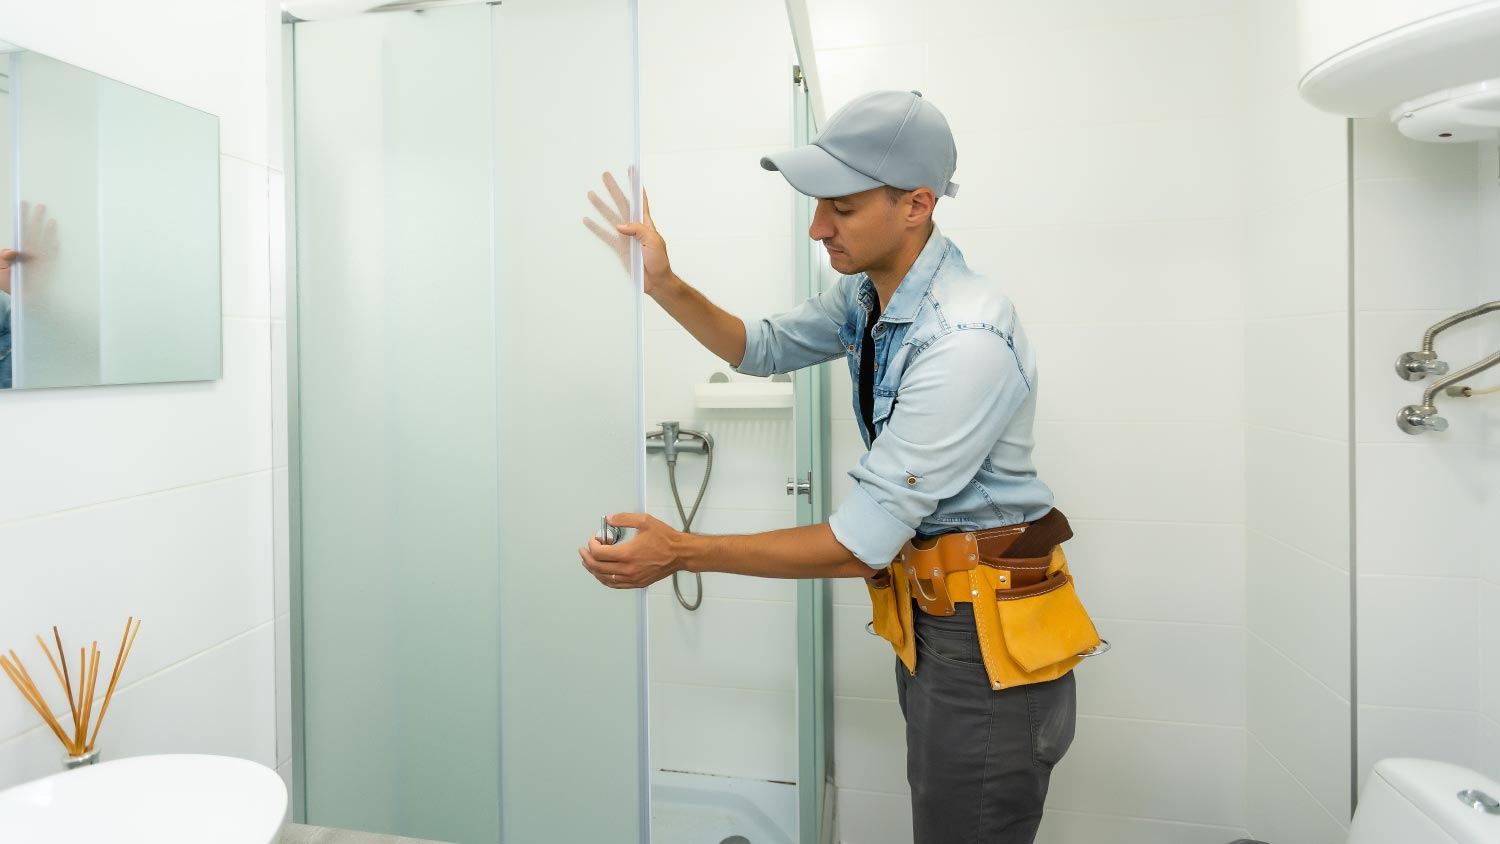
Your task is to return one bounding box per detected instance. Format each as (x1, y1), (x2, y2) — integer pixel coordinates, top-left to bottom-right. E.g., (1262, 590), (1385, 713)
(0, 753), (287, 844)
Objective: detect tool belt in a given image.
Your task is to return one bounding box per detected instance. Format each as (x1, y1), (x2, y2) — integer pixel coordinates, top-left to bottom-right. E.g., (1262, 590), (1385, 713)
(865, 508), (1107, 690)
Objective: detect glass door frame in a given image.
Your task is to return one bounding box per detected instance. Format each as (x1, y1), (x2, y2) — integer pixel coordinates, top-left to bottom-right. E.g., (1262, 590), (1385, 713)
(791, 63), (835, 844)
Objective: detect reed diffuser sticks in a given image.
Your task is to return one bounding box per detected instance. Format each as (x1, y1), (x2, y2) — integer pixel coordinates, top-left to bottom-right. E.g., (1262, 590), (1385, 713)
(0, 618), (141, 758)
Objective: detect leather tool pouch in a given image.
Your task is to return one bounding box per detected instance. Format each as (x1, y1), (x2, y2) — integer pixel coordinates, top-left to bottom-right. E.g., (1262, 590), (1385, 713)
(864, 508), (1106, 689)
(995, 568), (1100, 673)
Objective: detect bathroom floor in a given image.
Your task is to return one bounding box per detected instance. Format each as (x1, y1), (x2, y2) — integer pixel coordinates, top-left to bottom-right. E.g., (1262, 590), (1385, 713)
(279, 823), (452, 844)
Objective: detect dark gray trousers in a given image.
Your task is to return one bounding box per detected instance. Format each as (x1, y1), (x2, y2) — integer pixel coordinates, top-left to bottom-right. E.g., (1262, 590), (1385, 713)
(895, 602), (1077, 844)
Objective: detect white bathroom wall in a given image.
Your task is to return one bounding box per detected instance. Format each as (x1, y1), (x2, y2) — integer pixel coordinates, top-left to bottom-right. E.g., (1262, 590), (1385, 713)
(0, 0), (282, 793)
(806, 3), (1252, 842)
(1241, 2), (1354, 842)
(1350, 121), (1500, 791)
(1481, 142), (1500, 786)
(637, 0), (804, 786)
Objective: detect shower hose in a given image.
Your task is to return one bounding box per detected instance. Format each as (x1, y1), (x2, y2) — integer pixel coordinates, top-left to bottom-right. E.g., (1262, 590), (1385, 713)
(666, 443), (712, 611)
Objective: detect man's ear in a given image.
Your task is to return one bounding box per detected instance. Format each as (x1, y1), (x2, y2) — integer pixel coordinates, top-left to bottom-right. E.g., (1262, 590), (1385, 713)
(906, 188), (936, 227)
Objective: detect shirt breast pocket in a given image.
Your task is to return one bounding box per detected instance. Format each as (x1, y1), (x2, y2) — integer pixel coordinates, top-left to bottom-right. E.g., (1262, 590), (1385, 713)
(872, 388), (898, 429)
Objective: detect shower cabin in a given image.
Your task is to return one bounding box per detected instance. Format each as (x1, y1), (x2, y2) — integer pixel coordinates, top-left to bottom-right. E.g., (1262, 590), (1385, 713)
(281, 1), (834, 841)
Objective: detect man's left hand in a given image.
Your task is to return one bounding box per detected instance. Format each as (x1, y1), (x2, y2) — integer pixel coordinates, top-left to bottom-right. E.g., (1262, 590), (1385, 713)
(580, 512), (686, 589)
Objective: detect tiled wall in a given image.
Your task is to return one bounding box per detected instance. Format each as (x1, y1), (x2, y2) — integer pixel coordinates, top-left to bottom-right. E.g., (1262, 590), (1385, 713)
(637, 0), (804, 786)
(1240, 1), (1353, 842)
(0, 0), (283, 792)
(1481, 143), (1500, 786)
(807, 2), (1252, 841)
(1351, 121), (1500, 790)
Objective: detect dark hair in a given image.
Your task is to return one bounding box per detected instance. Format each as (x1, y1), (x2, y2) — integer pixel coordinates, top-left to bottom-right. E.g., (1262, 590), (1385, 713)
(883, 186), (909, 204)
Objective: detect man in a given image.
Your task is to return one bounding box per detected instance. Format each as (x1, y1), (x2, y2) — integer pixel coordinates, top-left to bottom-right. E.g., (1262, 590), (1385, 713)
(581, 90), (1077, 843)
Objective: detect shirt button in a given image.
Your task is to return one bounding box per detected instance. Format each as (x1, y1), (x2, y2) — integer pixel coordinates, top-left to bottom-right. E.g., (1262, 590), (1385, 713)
(847, 344), (854, 352)
(907, 476), (917, 485)
(873, 362), (879, 370)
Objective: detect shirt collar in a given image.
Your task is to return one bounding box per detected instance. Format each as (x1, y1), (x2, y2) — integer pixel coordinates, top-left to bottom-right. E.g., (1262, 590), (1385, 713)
(860, 224), (948, 325)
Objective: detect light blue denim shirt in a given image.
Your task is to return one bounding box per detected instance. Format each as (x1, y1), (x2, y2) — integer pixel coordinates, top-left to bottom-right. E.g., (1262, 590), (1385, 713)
(733, 225), (1054, 568)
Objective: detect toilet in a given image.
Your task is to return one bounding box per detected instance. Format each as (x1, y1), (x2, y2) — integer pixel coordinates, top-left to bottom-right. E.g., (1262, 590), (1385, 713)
(1348, 758), (1500, 843)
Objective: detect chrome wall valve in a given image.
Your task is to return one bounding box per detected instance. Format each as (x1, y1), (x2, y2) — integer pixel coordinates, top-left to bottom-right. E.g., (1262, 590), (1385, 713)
(1397, 404), (1449, 435)
(1396, 350), (1449, 381)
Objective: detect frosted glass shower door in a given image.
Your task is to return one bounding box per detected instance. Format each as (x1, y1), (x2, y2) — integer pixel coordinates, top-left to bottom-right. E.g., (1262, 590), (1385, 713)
(289, 3), (644, 843)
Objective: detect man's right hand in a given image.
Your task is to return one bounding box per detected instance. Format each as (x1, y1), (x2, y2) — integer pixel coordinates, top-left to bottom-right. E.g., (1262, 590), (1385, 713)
(582, 170), (673, 296)
(0, 249), (15, 296)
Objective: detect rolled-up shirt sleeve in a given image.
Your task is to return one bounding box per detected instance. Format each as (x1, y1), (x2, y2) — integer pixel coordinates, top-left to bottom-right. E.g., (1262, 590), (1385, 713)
(829, 327), (1033, 568)
(733, 277), (852, 377)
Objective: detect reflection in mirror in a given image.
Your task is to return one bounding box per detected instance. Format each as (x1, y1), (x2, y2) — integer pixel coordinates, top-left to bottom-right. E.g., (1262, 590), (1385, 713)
(0, 40), (221, 391)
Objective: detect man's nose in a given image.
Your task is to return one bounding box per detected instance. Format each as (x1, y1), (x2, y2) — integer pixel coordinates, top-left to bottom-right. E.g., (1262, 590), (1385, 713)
(809, 203), (835, 242)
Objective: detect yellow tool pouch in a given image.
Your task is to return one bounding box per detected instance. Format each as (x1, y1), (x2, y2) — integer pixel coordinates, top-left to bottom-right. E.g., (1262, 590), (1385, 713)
(865, 516), (1106, 691)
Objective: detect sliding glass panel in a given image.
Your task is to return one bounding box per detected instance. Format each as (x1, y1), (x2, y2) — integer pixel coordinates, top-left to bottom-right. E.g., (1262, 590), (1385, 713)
(292, 7), (501, 842)
(290, 2), (644, 843)
(491, 1), (645, 841)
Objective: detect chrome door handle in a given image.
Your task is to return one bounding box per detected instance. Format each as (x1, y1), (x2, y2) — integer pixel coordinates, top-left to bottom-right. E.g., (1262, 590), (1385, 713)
(786, 472), (812, 497)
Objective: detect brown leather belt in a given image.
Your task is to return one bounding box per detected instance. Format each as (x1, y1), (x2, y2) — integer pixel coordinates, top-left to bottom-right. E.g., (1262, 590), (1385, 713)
(870, 508), (1075, 615)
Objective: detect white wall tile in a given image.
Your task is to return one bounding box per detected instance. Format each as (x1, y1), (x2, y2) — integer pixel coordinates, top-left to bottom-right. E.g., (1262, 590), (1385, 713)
(835, 787), (910, 844)
(0, 317), (273, 522)
(1246, 636), (1351, 823)
(273, 467), (290, 619)
(650, 682), (797, 783)
(1029, 321), (1243, 423)
(1245, 314), (1348, 442)
(1242, 183), (1349, 321)
(1035, 422), (1244, 524)
(275, 613), (291, 767)
(641, 0), (791, 64)
(1246, 529), (1351, 698)
(925, 0), (1240, 35)
(1482, 717), (1500, 783)
(946, 220), (1245, 325)
(0, 472), (274, 743)
(269, 172), (286, 320)
(271, 321), (287, 470)
(221, 157), (271, 320)
(1064, 520), (1245, 625)
(641, 48), (794, 155)
(1245, 425), (1349, 568)
(1245, 736), (1350, 842)
(1353, 177), (1481, 313)
(1485, 582), (1500, 724)
(277, 759), (293, 823)
(1074, 620), (1245, 726)
(1046, 717), (1245, 827)
(806, 0), (927, 50)
(1357, 444), (1497, 577)
(643, 147), (795, 242)
(648, 595), (796, 693)
(928, 14), (1239, 131)
(832, 695), (908, 795)
(831, 603), (899, 702)
(1358, 574), (1480, 711)
(814, 45), (928, 119)
(939, 119), (1240, 232)
(1037, 810), (1250, 844)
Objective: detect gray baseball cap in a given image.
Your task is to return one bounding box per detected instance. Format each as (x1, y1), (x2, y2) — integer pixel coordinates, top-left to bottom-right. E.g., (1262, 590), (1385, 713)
(761, 90), (959, 200)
